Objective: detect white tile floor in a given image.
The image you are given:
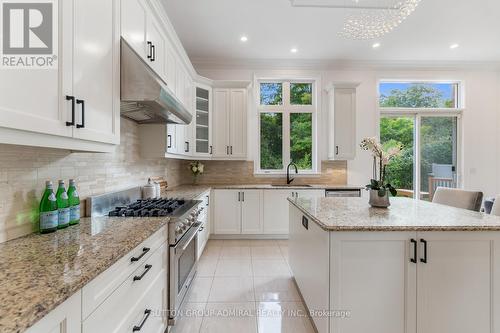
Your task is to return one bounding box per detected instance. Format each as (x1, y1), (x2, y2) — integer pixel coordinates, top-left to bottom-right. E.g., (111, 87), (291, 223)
(171, 239), (316, 333)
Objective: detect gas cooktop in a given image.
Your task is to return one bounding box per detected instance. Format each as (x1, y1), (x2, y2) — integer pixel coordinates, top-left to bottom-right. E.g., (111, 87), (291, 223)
(108, 198), (186, 217)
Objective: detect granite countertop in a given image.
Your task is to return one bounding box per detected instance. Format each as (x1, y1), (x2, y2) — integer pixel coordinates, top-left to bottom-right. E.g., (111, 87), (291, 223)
(164, 184), (362, 199)
(288, 196), (500, 231)
(0, 215), (169, 333)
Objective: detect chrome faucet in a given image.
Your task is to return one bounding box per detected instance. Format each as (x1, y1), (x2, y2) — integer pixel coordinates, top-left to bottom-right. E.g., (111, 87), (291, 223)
(286, 162), (298, 184)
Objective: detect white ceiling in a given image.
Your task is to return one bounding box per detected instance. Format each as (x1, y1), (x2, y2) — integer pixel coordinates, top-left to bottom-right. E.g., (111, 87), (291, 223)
(161, 0), (500, 66)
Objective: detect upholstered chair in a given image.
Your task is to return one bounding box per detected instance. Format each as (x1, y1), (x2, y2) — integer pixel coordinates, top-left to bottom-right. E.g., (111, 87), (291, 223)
(432, 187), (483, 212)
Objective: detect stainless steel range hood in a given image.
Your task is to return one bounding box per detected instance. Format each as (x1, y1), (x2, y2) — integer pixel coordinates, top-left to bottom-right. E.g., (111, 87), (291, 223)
(120, 38), (192, 124)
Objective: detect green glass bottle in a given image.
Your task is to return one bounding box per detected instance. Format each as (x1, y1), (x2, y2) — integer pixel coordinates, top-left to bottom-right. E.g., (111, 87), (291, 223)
(56, 180), (70, 229)
(39, 181), (58, 233)
(67, 179), (80, 225)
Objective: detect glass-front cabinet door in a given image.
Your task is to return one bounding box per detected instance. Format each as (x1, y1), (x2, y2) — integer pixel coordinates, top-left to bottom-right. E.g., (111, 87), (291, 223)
(195, 85), (212, 155)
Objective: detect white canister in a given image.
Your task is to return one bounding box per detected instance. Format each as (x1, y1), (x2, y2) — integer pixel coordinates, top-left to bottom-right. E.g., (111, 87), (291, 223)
(154, 182), (161, 198)
(142, 178), (156, 199)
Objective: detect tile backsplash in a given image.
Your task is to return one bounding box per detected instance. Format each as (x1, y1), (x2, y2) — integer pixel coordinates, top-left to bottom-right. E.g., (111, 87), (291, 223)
(0, 118), (184, 243)
(0, 118), (348, 243)
(180, 160), (347, 185)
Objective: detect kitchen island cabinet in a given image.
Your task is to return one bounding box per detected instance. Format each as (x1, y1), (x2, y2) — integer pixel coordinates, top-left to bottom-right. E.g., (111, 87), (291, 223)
(289, 196), (500, 333)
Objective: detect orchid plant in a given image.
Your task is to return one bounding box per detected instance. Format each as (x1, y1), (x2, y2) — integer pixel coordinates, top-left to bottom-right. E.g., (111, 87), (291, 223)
(360, 137), (403, 197)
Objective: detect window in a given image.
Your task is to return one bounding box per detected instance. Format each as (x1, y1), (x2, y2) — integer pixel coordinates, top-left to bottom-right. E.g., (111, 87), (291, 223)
(379, 82), (460, 109)
(257, 80), (316, 173)
(379, 81), (462, 201)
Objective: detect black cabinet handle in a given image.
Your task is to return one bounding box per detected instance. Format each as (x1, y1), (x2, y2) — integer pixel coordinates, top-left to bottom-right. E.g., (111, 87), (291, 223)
(410, 239), (417, 263)
(302, 216), (308, 230)
(336, 146), (339, 155)
(132, 309), (151, 332)
(420, 239), (427, 263)
(133, 264), (152, 281)
(209, 145), (213, 154)
(206, 195), (209, 206)
(242, 192), (245, 202)
(76, 99), (85, 128)
(66, 95), (75, 126)
(130, 247), (150, 262)
(147, 41), (152, 59)
(151, 44), (155, 62)
(230, 146), (233, 155)
(167, 135), (172, 148)
(237, 191), (241, 202)
(185, 141), (189, 153)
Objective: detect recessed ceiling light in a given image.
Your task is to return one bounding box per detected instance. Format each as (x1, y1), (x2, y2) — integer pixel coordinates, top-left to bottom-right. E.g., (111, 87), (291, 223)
(290, 48), (298, 53)
(450, 43), (459, 49)
(372, 42), (381, 48)
(240, 36), (248, 42)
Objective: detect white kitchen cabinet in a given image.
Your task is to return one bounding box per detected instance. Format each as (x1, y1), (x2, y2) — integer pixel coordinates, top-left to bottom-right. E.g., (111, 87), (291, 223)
(165, 45), (177, 92)
(146, 16), (165, 78)
(71, 0), (120, 145)
(121, 0), (147, 59)
(241, 190), (264, 234)
(326, 84), (359, 160)
(25, 291), (81, 333)
(0, 0), (119, 150)
(416, 232), (498, 333)
(212, 88), (247, 159)
(197, 191), (211, 258)
(83, 244), (167, 333)
(213, 189), (263, 234)
(289, 206), (330, 333)
(263, 189), (324, 234)
(194, 84), (212, 156)
(330, 232), (417, 333)
(213, 190), (241, 234)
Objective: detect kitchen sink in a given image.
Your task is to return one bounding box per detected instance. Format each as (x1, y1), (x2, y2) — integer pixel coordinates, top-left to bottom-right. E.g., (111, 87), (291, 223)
(270, 184), (313, 187)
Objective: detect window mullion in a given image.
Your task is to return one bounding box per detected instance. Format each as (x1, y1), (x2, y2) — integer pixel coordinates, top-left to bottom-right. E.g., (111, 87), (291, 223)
(283, 110), (291, 170)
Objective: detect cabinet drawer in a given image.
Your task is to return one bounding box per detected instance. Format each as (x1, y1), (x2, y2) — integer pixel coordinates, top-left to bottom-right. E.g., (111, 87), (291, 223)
(83, 244), (167, 333)
(82, 226), (167, 319)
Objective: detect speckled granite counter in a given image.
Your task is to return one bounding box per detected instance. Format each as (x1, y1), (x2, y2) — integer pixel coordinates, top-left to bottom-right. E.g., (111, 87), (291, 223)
(0, 215), (168, 333)
(288, 196), (500, 231)
(164, 184), (362, 200)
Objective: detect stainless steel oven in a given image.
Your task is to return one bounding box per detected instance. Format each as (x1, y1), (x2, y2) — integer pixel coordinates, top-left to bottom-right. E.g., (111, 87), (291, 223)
(169, 221), (201, 324)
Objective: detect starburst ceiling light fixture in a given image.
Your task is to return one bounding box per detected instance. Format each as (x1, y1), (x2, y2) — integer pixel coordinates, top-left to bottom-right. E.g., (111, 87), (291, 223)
(290, 0), (422, 40)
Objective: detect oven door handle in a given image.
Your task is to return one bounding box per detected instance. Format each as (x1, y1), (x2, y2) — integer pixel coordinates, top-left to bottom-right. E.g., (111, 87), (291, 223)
(176, 224), (200, 252)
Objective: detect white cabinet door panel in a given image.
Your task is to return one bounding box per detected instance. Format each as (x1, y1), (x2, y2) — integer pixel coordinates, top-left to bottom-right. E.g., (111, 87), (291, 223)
(416, 232), (496, 333)
(229, 89), (247, 159)
(213, 190), (240, 234)
(121, 0), (146, 59)
(72, 0), (119, 144)
(241, 190), (263, 234)
(25, 291), (81, 333)
(263, 190), (293, 234)
(0, 0), (72, 138)
(212, 89), (230, 157)
(330, 232), (417, 333)
(289, 205), (330, 333)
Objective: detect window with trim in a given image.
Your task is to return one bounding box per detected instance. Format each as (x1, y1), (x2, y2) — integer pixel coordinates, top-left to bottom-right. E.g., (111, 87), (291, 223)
(378, 81), (462, 201)
(257, 80), (316, 174)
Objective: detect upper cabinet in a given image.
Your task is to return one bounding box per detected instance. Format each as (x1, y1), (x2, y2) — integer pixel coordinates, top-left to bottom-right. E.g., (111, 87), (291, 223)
(326, 83), (359, 160)
(194, 84), (212, 156)
(212, 88), (247, 160)
(0, 0), (120, 151)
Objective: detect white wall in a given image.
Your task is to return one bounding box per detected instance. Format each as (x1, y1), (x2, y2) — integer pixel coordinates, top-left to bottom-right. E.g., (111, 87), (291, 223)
(198, 66), (500, 197)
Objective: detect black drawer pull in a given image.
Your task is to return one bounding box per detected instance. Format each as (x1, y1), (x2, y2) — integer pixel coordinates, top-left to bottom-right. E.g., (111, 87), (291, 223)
(410, 239), (417, 263)
(66, 95), (75, 126)
(147, 41), (152, 59)
(76, 99), (85, 128)
(302, 216), (308, 230)
(130, 247), (150, 262)
(133, 264), (152, 281)
(150, 44), (155, 62)
(420, 239), (428, 263)
(132, 309), (151, 332)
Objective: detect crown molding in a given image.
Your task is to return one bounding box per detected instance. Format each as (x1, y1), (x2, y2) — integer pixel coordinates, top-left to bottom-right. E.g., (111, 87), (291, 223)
(191, 57), (500, 72)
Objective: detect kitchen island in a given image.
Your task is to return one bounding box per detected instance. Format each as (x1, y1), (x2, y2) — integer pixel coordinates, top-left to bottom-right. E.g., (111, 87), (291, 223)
(288, 196), (500, 333)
